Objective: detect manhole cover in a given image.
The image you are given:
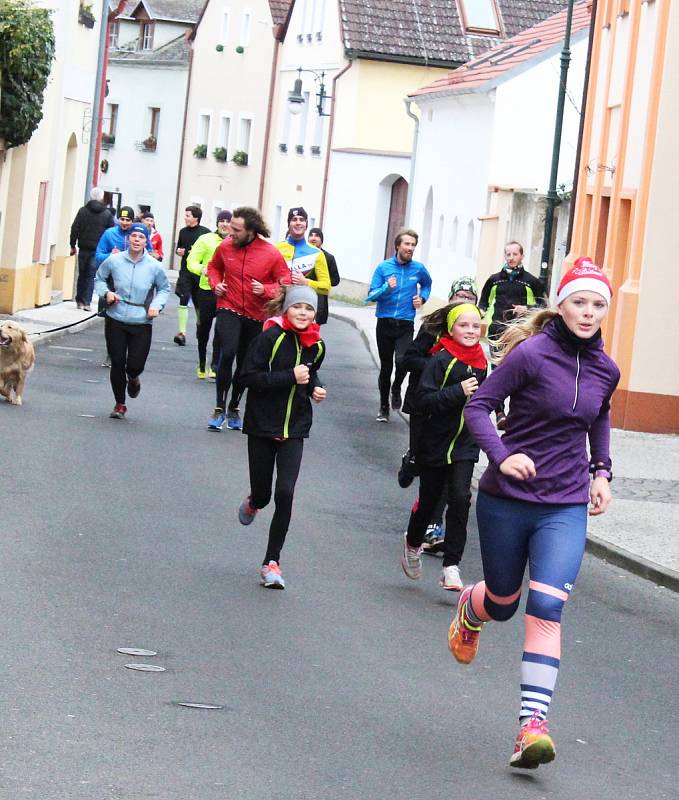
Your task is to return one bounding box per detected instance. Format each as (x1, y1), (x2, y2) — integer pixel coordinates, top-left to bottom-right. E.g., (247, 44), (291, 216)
(124, 663), (165, 672)
(117, 648), (157, 657)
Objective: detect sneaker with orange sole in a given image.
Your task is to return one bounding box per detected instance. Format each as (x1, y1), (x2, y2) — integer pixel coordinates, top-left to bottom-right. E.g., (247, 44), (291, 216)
(260, 561), (285, 589)
(509, 711), (556, 769)
(448, 585), (484, 664)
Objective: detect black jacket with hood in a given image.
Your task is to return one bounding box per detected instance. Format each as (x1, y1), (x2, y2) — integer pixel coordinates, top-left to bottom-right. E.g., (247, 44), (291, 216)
(70, 200), (115, 251)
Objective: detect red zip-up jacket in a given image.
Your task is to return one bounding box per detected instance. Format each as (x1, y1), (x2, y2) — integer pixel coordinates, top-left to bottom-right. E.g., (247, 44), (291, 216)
(207, 235), (291, 321)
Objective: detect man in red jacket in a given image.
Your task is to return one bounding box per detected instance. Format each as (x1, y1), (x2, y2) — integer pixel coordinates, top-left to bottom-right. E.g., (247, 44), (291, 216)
(206, 206), (290, 431)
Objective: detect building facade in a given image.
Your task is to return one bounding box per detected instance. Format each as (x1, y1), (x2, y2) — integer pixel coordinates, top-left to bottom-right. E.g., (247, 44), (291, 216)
(566, 0), (679, 433)
(0, 1), (103, 313)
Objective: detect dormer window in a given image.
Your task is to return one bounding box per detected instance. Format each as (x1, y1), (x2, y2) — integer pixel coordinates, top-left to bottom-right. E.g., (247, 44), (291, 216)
(140, 21), (155, 50)
(459, 0), (501, 34)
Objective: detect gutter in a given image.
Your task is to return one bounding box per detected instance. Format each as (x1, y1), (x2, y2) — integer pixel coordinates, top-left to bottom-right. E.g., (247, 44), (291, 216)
(320, 59), (354, 226)
(403, 99), (419, 224)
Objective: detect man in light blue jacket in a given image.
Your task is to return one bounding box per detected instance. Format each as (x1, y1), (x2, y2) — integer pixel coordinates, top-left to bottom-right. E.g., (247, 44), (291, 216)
(95, 223), (170, 419)
(365, 228), (432, 422)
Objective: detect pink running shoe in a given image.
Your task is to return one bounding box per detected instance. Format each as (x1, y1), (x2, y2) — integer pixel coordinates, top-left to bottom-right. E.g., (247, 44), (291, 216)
(260, 561), (285, 589)
(510, 711), (556, 769)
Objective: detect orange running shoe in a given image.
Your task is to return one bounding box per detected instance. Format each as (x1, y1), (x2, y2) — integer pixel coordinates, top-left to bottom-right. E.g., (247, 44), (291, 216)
(509, 711), (556, 769)
(448, 585), (483, 664)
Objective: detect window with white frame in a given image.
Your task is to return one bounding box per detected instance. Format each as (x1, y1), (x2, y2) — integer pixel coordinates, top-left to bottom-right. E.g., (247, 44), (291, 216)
(296, 91), (309, 152)
(240, 10), (251, 46)
(279, 105), (291, 152)
(465, 219), (475, 257)
(437, 214), (444, 248)
(140, 21), (155, 50)
(311, 113), (324, 156)
(221, 10), (230, 43)
(312, 0), (326, 39)
(273, 205), (283, 239)
(198, 113), (211, 146)
(450, 216), (458, 252)
(218, 115), (231, 153)
(109, 20), (120, 49)
(458, 0), (501, 34)
(238, 116), (252, 155)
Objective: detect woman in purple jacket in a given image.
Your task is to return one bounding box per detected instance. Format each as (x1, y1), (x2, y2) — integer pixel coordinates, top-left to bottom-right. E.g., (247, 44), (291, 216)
(448, 260), (619, 770)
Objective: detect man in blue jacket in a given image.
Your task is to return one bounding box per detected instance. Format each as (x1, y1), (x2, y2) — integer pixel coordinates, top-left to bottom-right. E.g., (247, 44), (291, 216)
(365, 229), (432, 422)
(95, 206), (152, 266)
(95, 223), (170, 420)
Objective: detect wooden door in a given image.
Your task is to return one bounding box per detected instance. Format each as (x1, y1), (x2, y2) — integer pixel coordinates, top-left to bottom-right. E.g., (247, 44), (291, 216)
(384, 177), (408, 258)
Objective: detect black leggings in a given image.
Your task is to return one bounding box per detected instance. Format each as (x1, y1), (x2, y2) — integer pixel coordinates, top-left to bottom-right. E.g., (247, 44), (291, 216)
(409, 412), (445, 525)
(248, 436), (304, 565)
(195, 288), (221, 370)
(376, 318), (414, 406)
(214, 310), (261, 410)
(406, 460), (475, 567)
(105, 316), (152, 404)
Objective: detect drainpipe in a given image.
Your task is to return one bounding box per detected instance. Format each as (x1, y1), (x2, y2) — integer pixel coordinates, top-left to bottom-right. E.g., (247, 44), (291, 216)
(171, 35), (194, 269)
(87, 0), (127, 196)
(258, 26), (284, 209)
(404, 98), (420, 225)
(319, 59), (353, 227)
(539, 0), (576, 293)
(566, 0), (597, 254)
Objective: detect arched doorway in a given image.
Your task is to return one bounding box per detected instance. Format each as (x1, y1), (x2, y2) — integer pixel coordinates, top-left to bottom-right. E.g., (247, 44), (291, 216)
(383, 177), (408, 258)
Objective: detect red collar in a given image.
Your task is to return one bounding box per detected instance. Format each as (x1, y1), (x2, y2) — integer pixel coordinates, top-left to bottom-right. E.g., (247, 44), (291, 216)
(430, 335), (487, 369)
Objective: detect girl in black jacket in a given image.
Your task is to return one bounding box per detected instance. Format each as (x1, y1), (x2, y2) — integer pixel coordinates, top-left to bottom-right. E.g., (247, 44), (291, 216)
(400, 302), (487, 591)
(237, 285), (327, 589)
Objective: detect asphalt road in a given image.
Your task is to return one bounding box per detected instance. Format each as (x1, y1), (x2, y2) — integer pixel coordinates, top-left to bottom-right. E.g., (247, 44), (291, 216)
(1, 304), (677, 799)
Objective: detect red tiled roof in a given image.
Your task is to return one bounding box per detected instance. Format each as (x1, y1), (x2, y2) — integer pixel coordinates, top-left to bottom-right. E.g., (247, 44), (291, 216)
(411, 0), (591, 97)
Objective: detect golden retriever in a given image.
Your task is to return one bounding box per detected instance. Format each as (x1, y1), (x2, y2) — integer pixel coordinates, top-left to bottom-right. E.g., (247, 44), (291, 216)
(0, 321), (35, 406)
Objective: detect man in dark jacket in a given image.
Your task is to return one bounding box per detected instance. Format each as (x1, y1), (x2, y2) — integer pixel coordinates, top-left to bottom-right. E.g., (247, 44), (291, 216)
(308, 227), (340, 324)
(70, 187), (115, 310)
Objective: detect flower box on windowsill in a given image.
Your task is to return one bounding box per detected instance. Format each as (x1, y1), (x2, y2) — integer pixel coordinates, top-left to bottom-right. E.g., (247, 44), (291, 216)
(279, 143), (288, 153)
(232, 150), (249, 166)
(193, 144), (207, 159)
(295, 144), (304, 155)
(101, 134), (115, 150)
(310, 145), (321, 156)
(143, 136), (157, 152)
(213, 147), (228, 162)
(78, 6), (95, 28)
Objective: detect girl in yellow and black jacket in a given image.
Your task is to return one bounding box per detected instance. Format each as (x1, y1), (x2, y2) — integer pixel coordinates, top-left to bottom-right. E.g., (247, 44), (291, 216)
(237, 285), (327, 590)
(400, 302), (487, 592)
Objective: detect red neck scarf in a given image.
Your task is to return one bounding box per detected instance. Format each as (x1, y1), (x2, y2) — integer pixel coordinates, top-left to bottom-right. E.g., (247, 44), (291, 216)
(264, 315), (321, 347)
(430, 334), (487, 370)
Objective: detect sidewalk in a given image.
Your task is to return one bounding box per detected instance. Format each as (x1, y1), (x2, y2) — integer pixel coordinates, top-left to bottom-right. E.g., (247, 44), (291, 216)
(330, 301), (679, 593)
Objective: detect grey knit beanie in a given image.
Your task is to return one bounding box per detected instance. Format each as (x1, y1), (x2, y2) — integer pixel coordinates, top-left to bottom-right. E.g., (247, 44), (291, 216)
(282, 285), (318, 313)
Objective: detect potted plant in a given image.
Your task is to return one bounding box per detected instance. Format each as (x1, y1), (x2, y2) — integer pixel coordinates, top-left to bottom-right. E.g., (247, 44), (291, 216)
(78, 3), (95, 28)
(213, 146), (228, 162)
(101, 132), (115, 149)
(232, 150), (248, 166)
(143, 135), (157, 151)
(295, 144), (304, 155)
(193, 144), (207, 159)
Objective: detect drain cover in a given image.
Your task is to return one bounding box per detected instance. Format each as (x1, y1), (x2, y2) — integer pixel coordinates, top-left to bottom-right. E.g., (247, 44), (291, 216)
(117, 648), (158, 657)
(124, 663), (165, 672)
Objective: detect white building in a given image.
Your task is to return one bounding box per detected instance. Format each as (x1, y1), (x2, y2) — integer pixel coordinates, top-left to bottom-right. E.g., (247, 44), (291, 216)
(406, 2), (591, 298)
(174, 0), (291, 251)
(101, 0), (202, 258)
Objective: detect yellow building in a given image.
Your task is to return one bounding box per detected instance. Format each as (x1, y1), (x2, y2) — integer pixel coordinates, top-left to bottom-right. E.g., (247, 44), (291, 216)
(567, 0), (679, 433)
(0, 1), (102, 314)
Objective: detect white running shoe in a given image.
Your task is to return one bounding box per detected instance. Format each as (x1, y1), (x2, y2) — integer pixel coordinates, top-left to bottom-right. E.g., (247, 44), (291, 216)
(260, 561), (285, 589)
(400, 532), (423, 580)
(439, 564), (463, 591)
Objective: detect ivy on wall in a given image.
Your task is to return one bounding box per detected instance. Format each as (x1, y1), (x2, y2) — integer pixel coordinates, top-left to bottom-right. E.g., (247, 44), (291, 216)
(0, 0), (55, 148)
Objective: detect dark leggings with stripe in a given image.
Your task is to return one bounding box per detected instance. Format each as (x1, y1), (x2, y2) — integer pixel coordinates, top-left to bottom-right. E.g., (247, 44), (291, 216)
(468, 491), (587, 723)
(248, 436), (304, 565)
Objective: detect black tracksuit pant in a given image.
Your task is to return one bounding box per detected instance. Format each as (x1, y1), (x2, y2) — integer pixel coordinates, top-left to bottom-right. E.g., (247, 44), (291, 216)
(196, 288), (221, 371)
(248, 436), (304, 565)
(105, 317), (152, 404)
(406, 461), (475, 567)
(376, 317), (414, 407)
(214, 309), (262, 411)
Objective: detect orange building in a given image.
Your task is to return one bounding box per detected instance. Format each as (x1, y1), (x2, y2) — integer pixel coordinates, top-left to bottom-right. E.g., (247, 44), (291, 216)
(567, 0), (678, 433)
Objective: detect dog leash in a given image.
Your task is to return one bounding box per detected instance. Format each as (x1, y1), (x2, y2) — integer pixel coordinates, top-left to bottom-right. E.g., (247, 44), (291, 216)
(28, 311), (100, 337)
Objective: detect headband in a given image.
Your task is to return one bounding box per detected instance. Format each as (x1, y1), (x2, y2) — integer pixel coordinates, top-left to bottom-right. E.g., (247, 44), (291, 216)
(447, 303), (481, 332)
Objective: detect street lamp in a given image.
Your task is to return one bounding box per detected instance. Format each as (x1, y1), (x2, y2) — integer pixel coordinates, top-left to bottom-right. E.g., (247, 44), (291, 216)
(286, 67), (331, 117)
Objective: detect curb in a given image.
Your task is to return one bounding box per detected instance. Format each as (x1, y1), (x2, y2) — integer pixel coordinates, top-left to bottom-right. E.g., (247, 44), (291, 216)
(331, 308), (679, 594)
(585, 535), (679, 593)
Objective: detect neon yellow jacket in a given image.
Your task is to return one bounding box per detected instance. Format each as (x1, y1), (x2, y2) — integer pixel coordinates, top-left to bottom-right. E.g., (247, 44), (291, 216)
(187, 231), (226, 290)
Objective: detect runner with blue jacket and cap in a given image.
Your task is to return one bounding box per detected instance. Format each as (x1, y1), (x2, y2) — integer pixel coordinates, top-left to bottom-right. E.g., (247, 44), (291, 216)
(95, 222), (170, 420)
